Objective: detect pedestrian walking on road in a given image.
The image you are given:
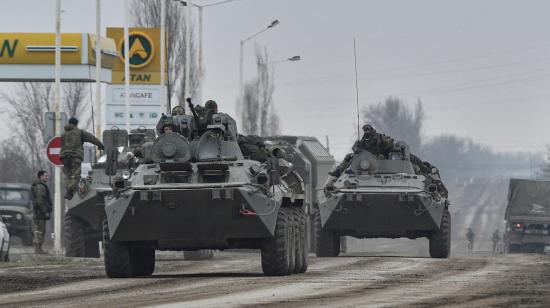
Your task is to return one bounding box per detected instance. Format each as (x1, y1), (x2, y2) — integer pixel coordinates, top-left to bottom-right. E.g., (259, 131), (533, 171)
(30, 170), (52, 254)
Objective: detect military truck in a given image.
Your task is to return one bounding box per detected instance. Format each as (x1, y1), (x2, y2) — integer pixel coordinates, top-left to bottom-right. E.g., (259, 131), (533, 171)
(317, 141), (451, 258)
(64, 128), (153, 257)
(504, 178), (550, 253)
(0, 183), (34, 246)
(102, 109), (308, 277)
(263, 136), (335, 251)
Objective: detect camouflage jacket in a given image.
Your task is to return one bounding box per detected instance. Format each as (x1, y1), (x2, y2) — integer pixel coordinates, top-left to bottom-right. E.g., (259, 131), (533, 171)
(353, 133), (394, 157)
(60, 124), (104, 160)
(31, 180), (52, 220)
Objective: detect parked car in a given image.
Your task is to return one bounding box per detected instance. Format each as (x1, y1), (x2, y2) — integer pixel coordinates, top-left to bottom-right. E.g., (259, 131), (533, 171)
(0, 183), (34, 246)
(0, 216), (10, 261)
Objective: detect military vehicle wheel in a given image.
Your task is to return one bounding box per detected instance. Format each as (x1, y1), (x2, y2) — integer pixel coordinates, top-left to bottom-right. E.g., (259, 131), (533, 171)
(288, 209), (296, 274)
(132, 246), (155, 276)
(103, 219), (133, 278)
(314, 210), (340, 257)
(184, 250), (214, 260)
(21, 230), (33, 246)
(261, 207), (293, 276)
(507, 244), (522, 253)
(429, 209), (451, 258)
(65, 214), (99, 258)
(294, 210), (308, 273)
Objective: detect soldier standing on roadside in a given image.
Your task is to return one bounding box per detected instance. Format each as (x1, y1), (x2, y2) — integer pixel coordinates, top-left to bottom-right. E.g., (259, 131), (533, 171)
(31, 170), (52, 254)
(492, 229), (501, 253)
(466, 228), (475, 252)
(60, 117), (104, 200)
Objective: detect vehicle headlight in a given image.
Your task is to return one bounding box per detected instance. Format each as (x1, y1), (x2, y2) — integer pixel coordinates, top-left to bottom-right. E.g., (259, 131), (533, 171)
(15, 213), (23, 220)
(431, 167), (438, 175)
(360, 160), (370, 170)
(121, 170), (131, 180)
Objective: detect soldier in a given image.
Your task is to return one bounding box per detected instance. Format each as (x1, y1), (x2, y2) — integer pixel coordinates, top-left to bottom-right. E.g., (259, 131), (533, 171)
(31, 170), (52, 254)
(171, 105), (185, 115)
(204, 100), (218, 114)
(329, 124), (394, 177)
(492, 229), (501, 253)
(466, 228), (475, 252)
(238, 134), (269, 162)
(61, 117), (104, 200)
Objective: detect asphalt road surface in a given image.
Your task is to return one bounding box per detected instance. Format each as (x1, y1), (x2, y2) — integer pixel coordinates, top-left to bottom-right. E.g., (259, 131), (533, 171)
(0, 249), (549, 307)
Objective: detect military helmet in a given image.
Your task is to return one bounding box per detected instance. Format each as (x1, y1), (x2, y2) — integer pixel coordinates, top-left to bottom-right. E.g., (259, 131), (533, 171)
(205, 100), (218, 112)
(172, 105), (185, 115)
(362, 124), (375, 135)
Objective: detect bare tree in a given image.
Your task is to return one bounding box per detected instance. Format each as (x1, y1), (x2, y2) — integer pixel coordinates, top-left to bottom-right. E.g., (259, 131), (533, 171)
(540, 145), (550, 178)
(0, 82), (91, 179)
(130, 0), (199, 106)
(362, 97), (425, 153)
(241, 81), (260, 134)
(239, 45), (280, 136)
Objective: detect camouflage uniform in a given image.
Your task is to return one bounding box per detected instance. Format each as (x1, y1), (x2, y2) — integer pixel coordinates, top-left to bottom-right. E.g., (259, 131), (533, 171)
(330, 125), (394, 177)
(492, 229), (501, 252)
(31, 180), (52, 253)
(238, 134), (269, 162)
(61, 124), (104, 198)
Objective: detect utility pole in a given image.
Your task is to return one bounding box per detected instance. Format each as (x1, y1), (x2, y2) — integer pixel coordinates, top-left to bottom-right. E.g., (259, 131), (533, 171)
(124, 0), (130, 131)
(54, 0), (62, 257)
(184, 1), (193, 105)
(160, 0), (167, 113)
(95, 0), (102, 140)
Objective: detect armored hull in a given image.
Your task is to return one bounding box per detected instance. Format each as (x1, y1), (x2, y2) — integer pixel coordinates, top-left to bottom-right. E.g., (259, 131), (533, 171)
(321, 175), (445, 239)
(106, 163), (287, 248)
(316, 145), (451, 258)
(102, 111), (308, 277)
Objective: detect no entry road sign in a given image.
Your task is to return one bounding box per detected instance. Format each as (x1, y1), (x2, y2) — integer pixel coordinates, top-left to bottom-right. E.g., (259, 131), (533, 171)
(46, 136), (63, 166)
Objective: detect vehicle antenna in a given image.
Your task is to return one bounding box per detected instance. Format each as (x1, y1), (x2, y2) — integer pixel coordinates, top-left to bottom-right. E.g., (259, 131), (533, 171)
(353, 37), (360, 142)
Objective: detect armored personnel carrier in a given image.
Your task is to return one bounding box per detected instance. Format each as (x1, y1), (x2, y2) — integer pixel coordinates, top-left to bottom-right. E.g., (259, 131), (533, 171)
(64, 128), (153, 257)
(317, 141), (451, 258)
(102, 105), (307, 277)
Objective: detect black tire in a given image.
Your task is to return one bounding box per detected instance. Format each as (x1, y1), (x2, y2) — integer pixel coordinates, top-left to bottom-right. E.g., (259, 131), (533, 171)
(21, 229), (33, 246)
(287, 209), (296, 275)
(4, 242), (9, 262)
(184, 250), (214, 260)
(295, 210), (308, 273)
(261, 207), (292, 276)
(132, 246), (155, 276)
(85, 239), (100, 258)
(64, 214), (86, 257)
(102, 219), (133, 278)
(314, 210), (340, 257)
(429, 209), (451, 258)
(507, 244), (522, 253)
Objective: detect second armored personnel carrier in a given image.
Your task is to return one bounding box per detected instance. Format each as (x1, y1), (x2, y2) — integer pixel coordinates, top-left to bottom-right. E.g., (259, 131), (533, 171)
(317, 141), (451, 258)
(64, 128), (153, 257)
(102, 109), (308, 277)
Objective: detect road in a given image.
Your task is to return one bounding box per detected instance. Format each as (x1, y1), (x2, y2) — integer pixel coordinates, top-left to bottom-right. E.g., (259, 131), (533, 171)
(1, 249), (549, 307)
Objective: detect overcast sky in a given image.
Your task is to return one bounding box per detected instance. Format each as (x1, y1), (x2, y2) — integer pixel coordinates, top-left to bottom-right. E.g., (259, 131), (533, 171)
(1, 0), (549, 159)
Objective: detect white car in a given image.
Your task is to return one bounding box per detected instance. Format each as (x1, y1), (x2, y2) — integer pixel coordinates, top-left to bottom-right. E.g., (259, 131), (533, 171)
(0, 217), (9, 262)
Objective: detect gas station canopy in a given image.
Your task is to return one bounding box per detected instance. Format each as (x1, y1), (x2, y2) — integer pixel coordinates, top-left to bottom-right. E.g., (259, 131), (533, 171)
(0, 33), (117, 82)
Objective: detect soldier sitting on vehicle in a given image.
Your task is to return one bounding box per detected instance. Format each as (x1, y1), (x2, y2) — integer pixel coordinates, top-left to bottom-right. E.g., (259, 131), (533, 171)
(238, 134), (270, 162)
(329, 124), (394, 177)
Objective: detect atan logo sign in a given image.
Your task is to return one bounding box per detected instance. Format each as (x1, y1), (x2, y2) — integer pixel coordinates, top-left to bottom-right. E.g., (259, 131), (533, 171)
(119, 32), (155, 69)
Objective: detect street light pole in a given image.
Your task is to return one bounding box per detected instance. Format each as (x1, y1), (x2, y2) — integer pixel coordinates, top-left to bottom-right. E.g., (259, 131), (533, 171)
(54, 0), (62, 258)
(239, 19), (279, 94)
